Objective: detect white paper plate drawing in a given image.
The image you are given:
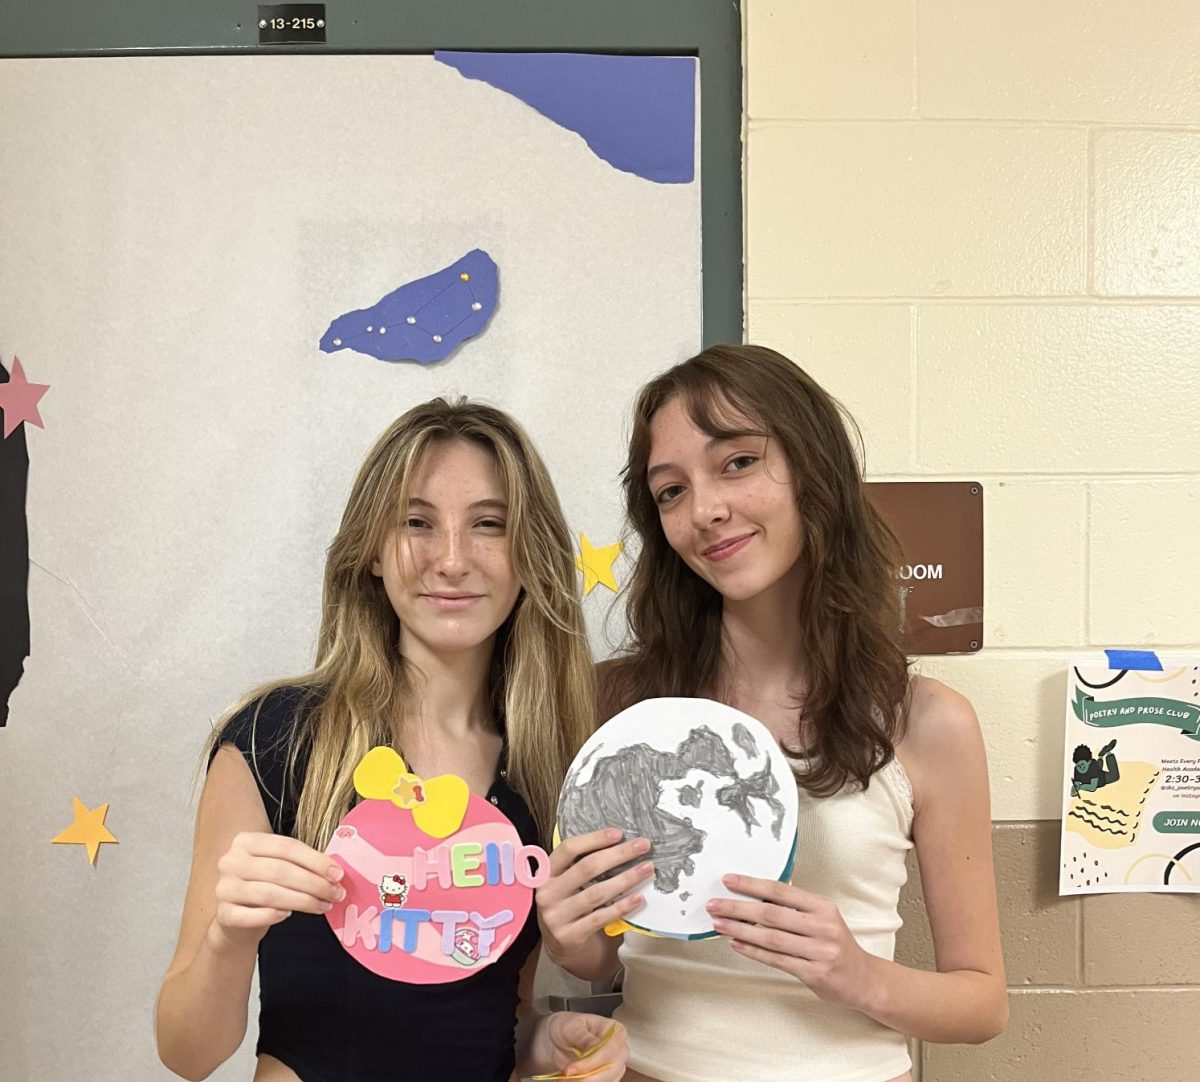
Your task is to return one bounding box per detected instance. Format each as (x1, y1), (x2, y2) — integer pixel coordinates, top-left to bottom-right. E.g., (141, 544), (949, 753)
(557, 697), (799, 939)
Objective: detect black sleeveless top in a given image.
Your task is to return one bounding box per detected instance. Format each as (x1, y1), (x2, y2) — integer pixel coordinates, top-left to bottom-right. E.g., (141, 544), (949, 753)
(213, 687), (541, 1082)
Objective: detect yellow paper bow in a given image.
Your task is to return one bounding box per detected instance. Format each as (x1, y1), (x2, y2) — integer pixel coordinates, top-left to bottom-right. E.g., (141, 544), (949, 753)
(353, 746), (471, 839)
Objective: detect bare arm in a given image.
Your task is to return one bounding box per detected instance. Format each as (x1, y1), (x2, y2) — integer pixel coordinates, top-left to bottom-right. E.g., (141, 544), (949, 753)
(710, 678), (1007, 1045)
(873, 677), (1007, 1043)
(155, 746), (344, 1079)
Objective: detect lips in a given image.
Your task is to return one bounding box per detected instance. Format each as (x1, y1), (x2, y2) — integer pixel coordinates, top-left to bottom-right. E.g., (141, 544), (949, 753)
(701, 533), (754, 562)
(421, 594), (484, 611)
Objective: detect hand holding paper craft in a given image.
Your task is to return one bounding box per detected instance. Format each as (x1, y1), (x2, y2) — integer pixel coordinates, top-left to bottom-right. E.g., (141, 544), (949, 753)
(537, 827), (656, 966)
(325, 746), (552, 983)
(554, 698), (799, 941)
(531, 1017), (628, 1082)
(212, 829), (346, 945)
(706, 875), (876, 1008)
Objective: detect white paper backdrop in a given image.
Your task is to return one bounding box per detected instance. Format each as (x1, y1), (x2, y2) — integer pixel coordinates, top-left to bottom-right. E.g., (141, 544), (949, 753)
(0, 54), (701, 1080)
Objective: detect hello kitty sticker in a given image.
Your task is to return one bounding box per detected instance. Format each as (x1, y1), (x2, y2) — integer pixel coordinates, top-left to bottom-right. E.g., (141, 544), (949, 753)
(324, 747), (550, 984)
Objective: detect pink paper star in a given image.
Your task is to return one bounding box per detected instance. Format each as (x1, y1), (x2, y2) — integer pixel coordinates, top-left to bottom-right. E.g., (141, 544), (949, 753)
(0, 357), (50, 439)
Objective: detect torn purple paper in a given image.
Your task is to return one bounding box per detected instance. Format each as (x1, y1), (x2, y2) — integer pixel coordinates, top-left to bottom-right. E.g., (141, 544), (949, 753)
(435, 52), (696, 184)
(320, 250), (499, 365)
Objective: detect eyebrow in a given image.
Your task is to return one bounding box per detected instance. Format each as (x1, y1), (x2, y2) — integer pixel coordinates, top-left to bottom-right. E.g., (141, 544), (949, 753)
(407, 497), (509, 512)
(646, 435), (747, 482)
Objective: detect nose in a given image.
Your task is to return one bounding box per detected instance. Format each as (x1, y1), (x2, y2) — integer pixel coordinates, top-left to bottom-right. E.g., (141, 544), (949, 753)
(689, 478), (729, 529)
(433, 526), (470, 580)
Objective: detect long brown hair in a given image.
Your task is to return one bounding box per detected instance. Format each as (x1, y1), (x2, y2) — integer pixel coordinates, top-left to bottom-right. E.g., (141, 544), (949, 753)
(208, 398), (595, 846)
(606, 345), (910, 795)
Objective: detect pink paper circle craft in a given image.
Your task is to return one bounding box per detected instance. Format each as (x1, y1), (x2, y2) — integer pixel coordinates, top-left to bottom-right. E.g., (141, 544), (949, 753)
(324, 792), (535, 984)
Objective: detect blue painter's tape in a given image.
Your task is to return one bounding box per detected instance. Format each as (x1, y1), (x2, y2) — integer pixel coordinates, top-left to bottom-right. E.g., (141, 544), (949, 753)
(1104, 649), (1163, 671)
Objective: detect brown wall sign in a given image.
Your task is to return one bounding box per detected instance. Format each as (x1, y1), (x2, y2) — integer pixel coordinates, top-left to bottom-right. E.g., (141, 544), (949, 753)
(864, 481), (983, 655)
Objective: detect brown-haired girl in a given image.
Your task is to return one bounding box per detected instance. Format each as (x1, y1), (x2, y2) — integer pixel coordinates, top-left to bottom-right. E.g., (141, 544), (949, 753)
(157, 398), (628, 1082)
(537, 346), (1005, 1082)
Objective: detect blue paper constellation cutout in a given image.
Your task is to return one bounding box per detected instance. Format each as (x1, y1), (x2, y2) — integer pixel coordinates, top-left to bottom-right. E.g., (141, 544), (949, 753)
(320, 250), (499, 364)
(435, 52), (696, 185)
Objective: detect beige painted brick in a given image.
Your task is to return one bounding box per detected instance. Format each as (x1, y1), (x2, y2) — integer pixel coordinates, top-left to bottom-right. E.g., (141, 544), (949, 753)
(919, 0), (1200, 124)
(913, 656), (1069, 821)
(747, 125), (1085, 298)
(1083, 892), (1200, 986)
(897, 824), (1081, 988)
(924, 988), (1200, 1082)
(747, 0), (916, 120)
(1089, 480), (1200, 645)
(747, 302), (913, 472)
(993, 823), (1082, 985)
(916, 306), (1200, 472)
(985, 482), (1086, 648)
(1094, 131), (1200, 297)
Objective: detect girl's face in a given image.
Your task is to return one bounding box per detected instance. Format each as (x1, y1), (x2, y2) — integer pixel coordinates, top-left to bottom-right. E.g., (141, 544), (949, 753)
(646, 396), (804, 604)
(372, 439), (522, 660)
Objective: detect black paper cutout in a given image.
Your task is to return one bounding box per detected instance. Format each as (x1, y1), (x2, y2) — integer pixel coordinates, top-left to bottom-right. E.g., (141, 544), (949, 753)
(0, 359), (31, 726)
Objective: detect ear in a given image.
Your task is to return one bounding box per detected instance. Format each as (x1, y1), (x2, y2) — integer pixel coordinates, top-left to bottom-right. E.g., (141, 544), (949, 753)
(370, 554), (384, 578)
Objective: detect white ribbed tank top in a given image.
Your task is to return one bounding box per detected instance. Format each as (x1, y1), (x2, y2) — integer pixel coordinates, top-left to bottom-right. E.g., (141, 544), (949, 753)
(616, 757), (915, 1082)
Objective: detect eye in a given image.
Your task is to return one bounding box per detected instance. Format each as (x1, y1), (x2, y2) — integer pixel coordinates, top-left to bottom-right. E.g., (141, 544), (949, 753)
(654, 483), (685, 506)
(725, 454), (758, 473)
(404, 516), (430, 530)
(475, 517), (507, 532)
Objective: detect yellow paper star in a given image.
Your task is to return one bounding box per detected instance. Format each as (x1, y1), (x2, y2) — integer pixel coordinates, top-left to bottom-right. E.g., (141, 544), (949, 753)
(391, 774), (426, 807)
(575, 533), (623, 596)
(52, 796), (118, 866)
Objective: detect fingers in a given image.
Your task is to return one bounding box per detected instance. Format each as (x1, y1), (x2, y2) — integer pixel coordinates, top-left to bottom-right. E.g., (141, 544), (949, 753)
(212, 902), (291, 935)
(548, 832), (650, 886)
(215, 831), (347, 929)
(705, 896), (808, 934)
(217, 876), (343, 916)
(560, 860), (654, 923)
(567, 1018), (618, 1060)
(238, 856), (345, 902)
(549, 839), (652, 897)
(537, 1015), (628, 1082)
(709, 914), (813, 960)
(539, 862), (652, 949)
(233, 832), (344, 882)
(548, 829), (624, 874)
(570, 1020), (627, 1082)
(720, 873), (821, 910)
(727, 937), (802, 978)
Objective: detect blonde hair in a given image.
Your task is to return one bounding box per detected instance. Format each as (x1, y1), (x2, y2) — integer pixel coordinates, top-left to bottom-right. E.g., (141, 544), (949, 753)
(207, 398), (595, 846)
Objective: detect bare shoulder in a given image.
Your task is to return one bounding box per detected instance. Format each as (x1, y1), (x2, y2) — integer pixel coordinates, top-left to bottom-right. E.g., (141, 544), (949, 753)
(905, 675), (979, 739)
(897, 676), (988, 801)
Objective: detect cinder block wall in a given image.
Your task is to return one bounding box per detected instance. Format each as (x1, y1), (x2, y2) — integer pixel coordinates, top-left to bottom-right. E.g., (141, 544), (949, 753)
(744, 3), (1200, 1079)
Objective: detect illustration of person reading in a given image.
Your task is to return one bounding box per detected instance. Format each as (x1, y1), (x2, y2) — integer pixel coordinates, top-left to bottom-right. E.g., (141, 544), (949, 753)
(1071, 740), (1120, 796)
